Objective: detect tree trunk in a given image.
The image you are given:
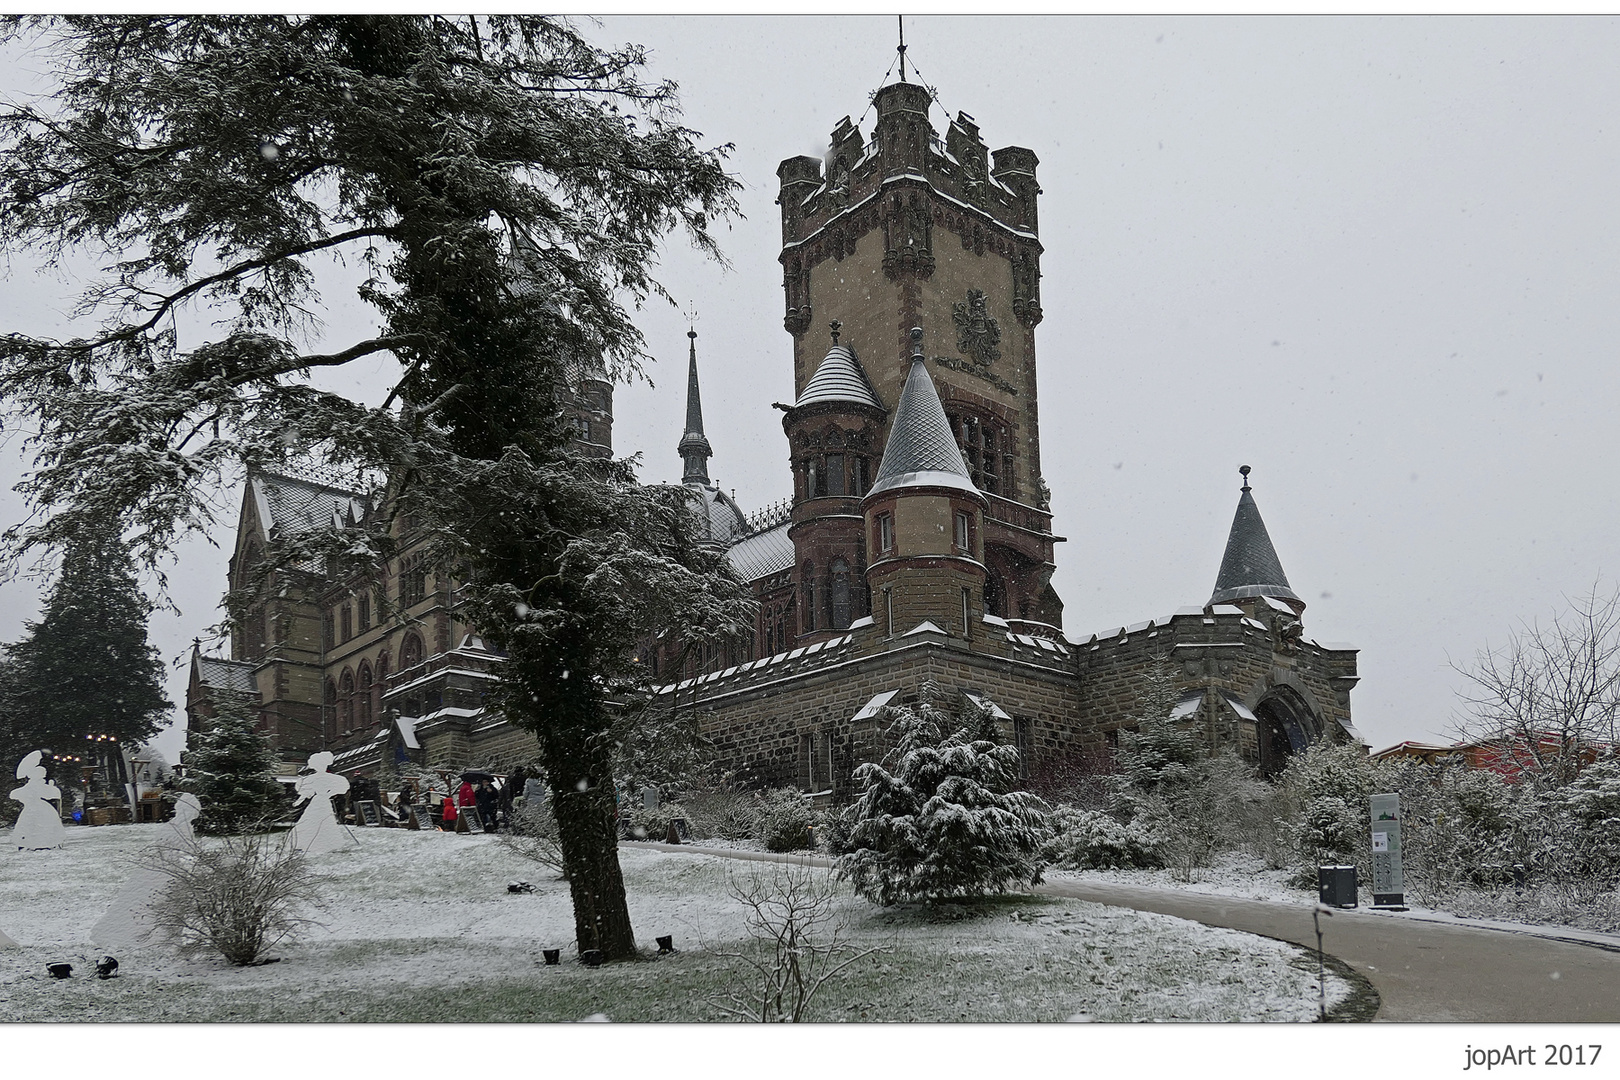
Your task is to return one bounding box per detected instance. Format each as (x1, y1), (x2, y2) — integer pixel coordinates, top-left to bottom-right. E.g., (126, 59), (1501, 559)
(542, 708), (637, 960)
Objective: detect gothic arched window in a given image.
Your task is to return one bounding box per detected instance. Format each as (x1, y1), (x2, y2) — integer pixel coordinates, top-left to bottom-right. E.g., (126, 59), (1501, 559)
(401, 632), (423, 671)
(339, 669), (355, 732)
(803, 563), (817, 632)
(357, 662), (373, 728)
(323, 679), (338, 742)
(946, 410), (1014, 497)
(831, 559), (852, 629)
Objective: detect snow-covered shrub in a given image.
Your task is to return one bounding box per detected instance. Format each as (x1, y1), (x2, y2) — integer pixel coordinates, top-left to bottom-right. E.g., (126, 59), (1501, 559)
(1552, 756), (1620, 885)
(755, 788), (816, 853)
(683, 785), (762, 841)
(1140, 750), (1272, 882)
(1113, 663), (1202, 808)
(619, 798), (690, 842)
(838, 698), (1051, 905)
(148, 834), (322, 965)
(1044, 806), (1162, 870)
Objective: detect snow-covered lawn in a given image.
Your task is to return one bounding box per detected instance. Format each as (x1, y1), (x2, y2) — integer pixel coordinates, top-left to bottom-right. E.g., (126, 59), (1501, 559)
(1047, 851), (1313, 906)
(0, 824), (1348, 1022)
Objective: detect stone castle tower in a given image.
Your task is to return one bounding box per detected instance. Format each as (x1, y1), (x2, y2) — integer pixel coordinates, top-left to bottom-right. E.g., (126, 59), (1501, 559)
(776, 80), (1062, 645)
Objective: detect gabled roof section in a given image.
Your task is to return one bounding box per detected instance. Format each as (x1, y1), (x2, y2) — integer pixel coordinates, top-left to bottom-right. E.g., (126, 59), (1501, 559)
(249, 468), (368, 543)
(867, 353), (979, 500)
(797, 342), (883, 410)
(1208, 467), (1302, 607)
(193, 653), (257, 696)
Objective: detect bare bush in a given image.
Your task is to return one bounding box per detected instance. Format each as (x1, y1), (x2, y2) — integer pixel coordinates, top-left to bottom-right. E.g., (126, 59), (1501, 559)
(147, 833), (323, 965)
(501, 797), (568, 879)
(708, 867), (887, 1022)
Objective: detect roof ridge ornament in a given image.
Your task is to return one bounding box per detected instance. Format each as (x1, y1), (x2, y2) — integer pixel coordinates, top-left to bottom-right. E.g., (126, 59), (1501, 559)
(1240, 463), (1251, 493)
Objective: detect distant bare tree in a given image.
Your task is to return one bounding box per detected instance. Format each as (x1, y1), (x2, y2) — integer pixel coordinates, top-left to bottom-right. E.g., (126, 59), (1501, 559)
(707, 867), (886, 1023)
(1454, 581), (1620, 784)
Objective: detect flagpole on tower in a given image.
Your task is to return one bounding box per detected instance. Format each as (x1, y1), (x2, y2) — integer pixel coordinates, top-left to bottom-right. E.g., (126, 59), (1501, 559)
(898, 15), (908, 83)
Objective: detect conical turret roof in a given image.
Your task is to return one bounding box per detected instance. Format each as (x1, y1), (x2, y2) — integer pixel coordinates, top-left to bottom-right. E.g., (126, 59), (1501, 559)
(797, 342), (883, 410)
(867, 352), (979, 500)
(1208, 468), (1302, 606)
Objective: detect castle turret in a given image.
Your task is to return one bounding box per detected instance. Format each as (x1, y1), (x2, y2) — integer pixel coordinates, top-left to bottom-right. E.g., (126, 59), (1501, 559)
(784, 322), (887, 638)
(862, 328), (988, 640)
(1208, 465), (1305, 616)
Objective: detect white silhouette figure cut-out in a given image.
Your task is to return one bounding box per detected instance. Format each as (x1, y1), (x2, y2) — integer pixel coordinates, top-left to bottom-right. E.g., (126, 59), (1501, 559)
(10, 751), (66, 850)
(289, 751), (355, 854)
(90, 793), (203, 950)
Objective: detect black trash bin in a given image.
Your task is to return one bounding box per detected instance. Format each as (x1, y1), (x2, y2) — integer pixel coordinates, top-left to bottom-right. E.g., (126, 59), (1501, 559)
(1318, 864), (1357, 908)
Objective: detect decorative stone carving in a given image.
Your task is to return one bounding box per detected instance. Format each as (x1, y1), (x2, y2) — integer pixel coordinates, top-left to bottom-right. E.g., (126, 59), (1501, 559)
(882, 192), (934, 280)
(1012, 249), (1044, 328)
(953, 288), (1002, 366)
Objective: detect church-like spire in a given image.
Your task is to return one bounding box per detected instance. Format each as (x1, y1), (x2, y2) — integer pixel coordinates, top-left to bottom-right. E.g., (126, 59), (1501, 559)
(1208, 465), (1303, 607)
(677, 328), (712, 485)
(867, 328), (979, 499)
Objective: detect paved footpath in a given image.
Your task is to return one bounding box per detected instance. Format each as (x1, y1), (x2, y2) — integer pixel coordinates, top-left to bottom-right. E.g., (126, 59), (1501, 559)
(638, 842), (1620, 1022)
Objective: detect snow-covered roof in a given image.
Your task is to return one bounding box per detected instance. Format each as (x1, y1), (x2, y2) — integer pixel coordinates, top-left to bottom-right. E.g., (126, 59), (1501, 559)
(1171, 690), (1206, 721)
(1220, 692), (1258, 723)
(725, 520), (793, 581)
(903, 620), (946, 637)
(195, 655), (256, 695)
(676, 482), (749, 546)
(797, 343), (884, 410)
(251, 469), (367, 541)
(867, 358), (979, 500)
(961, 690), (1011, 720)
(852, 689), (899, 721)
(1208, 476), (1302, 607)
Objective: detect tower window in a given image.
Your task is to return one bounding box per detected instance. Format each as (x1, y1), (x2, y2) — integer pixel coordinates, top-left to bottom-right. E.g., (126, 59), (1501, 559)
(852, 456), (868, 496)
(831, 559), (851, 629)
(340, 605), (352, 643)
(954, 511), (970, 552)
(357, 594), (371, 632)
(826, 453), (846, 496)
(877, 513), (893, 553)
(949, 411), (1011, 496)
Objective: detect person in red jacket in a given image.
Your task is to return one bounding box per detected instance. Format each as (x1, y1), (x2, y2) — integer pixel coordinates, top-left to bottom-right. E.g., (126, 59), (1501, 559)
(458, 779), (476, 813)
(441, 793), (457, 831)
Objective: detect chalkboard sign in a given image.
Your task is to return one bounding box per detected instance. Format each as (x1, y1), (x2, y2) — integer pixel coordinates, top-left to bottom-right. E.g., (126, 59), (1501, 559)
(456, 806), (485, 834)
(356, 799), (382, 827)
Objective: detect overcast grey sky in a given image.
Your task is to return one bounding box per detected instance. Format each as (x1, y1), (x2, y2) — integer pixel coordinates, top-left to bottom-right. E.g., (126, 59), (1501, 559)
(4, 15), (1619, 762)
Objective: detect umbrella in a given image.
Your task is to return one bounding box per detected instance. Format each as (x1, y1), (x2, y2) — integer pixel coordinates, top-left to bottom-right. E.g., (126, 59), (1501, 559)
(460, 770), (496, 783)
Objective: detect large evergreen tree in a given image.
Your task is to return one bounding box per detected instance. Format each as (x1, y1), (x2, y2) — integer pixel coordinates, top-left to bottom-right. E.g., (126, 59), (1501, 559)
(0, 15), (752, 958)
(0, 520), (169, 771)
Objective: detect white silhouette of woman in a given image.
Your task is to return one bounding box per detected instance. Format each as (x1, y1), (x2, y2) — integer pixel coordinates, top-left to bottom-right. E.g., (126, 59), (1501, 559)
(91, 792), (204, 950)
(289, 751), (355, 854)
(10, 751), (66, 850)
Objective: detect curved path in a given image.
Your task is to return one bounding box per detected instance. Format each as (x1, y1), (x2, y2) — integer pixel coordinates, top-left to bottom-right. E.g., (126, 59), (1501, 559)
(636, 842), (1620, 1021)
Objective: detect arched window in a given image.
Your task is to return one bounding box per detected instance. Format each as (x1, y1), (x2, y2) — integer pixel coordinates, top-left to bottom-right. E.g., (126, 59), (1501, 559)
(339, 669), (355, 732)
(831, 559), (851, 629)
(323, 679), (338, 742)
(357, 663), (373, 728)
(802, 563), (816, 632)
(400, 632), (423, 670)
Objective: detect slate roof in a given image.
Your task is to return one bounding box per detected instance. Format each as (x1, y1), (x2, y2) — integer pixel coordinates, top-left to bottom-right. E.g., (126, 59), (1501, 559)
(250, 470), (367, 541)
(682, 483), (750, 546)
(867, 358), (979, 499)
(1208, 480), (1302, 606)
(797, 344), (883, 410)
(725, 520), (793, 581)
(195, 655), (257, 695)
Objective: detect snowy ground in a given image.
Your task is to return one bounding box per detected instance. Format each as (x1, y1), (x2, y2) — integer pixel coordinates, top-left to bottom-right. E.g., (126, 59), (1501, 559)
(1046, 851), (1310, 906)
(0, 824), (1349, 1022)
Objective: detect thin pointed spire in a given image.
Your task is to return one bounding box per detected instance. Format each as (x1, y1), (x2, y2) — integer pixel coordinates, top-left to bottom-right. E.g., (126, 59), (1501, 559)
(1208, 466), (1302, 607)
(678, 328), (712, 485)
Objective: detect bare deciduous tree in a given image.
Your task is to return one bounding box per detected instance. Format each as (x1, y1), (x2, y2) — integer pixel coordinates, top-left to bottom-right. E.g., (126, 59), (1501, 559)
(707, 867), (887, 1023)
(1454, 581), (1620, 784)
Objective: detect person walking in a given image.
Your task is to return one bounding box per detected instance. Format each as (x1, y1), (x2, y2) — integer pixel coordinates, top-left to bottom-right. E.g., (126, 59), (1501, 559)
(476, 780), (498, 832)
(441, 791), (457, 831)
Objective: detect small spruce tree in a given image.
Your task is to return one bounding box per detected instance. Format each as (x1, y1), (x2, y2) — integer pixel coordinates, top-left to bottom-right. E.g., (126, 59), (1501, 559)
(839, 694), (1050, 906)
(183, 699), (284, 835)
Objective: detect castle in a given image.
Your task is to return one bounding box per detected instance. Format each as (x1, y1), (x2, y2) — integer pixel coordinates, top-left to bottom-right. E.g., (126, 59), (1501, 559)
(187, 76), (1362, 790)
